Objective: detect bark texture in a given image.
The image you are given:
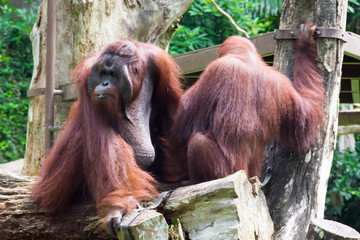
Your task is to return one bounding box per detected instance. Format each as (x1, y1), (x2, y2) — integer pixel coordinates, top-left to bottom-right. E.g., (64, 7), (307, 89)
(164, 172), (274, 240)
(306, 219), (360, 240)
(267, 1), (348, 239)
(0, 170), (106, 239)
(0, 170), (273, 240)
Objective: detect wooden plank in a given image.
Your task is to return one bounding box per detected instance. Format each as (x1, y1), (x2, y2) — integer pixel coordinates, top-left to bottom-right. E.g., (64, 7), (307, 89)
(252, 32), (276, 57)
(0, 169), (273, 240)
(61, 84), (78, 102)
(338, 110), (360, 126)
(60, 31), (359, 102)
(27, 88), (46, 97)
(337, 125), (360, 135)
(173, 32), (276, 75)
(173, 45), (219, 74)
(344, 32), (360, 60)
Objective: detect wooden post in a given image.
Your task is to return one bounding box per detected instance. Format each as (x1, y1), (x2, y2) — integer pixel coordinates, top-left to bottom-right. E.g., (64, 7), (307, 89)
(266, 1), (348, 239)
(44, 0), (56, 155)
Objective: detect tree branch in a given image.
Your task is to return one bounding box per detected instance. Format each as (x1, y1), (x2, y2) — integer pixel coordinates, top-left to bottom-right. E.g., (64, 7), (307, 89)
(210, 0), (250, 38)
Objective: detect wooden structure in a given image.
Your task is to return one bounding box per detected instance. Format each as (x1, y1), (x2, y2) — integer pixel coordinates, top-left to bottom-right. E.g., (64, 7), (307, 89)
(174, 31), (360, 103)
(28, 30), (360, 147)
(29, 31), (360, 102)
(28, 30), (360, 132)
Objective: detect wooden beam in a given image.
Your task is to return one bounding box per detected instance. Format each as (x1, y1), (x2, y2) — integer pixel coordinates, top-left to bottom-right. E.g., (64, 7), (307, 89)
(61, 84), (78, 102)
(338, 110), (360, 126)
(59, 31), (359, 102)
(173, 45), (219, 75)
(344, 32), (360, 60)
(337, 125), (360, 135)
(173, 32), (276, 75)
(251, 32), (276, 57)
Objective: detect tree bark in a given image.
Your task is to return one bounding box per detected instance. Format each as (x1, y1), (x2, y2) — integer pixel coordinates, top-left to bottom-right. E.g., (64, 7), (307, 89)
(0, 168), (171, 239)
(0, 170), (273, 240)
(306, 219), (360, 240)
(23, 0), (194, 175)
(164, 172), (274, 240)
(0, 170), (106, 239)
(267, 1), (348, 239)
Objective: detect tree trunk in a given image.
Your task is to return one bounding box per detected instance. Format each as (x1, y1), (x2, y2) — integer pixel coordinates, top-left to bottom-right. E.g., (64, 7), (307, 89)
(23, 0), (194, 175)
(266, 1), (348, 239)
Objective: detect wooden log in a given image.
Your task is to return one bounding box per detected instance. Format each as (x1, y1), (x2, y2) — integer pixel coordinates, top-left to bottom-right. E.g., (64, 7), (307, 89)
(0, 169), (274, 240)
(163, 171), (274, 240)
(116, 210), (168, 240)
(0, 170), (168, 240)
(0, 170), (106, 239)
(306, 219), (360, 240)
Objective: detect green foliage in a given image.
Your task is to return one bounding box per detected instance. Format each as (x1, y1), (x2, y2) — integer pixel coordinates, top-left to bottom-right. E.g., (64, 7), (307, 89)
(169, 0), (280, 55)
(348, 0), (360, 13)
(325, 139), (360, 231)
(347, 0), (360, 33)
(0, 0), (37, 162)
(250, 0), (282, 17)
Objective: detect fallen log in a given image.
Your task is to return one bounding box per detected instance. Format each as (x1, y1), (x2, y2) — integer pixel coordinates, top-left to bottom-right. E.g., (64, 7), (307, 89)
(0, 169), (274, 240)
(0, 170), (108, 239)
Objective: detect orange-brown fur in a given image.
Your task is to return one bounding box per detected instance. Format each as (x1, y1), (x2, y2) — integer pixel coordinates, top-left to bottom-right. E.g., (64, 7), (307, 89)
(32, 39), (183, 224)
(163, 23), (324, 184)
